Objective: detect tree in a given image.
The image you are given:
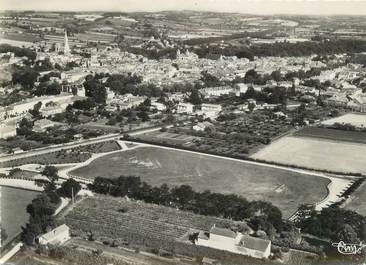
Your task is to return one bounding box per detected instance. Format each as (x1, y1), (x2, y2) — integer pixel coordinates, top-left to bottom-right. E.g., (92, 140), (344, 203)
(22, 193), (57, 245)
(16, 117), (33, 136)
(336, 224), (359, 243)
(41, 165), (59, 182)
(57, 178), (81, 198)
(71, 98), (96, 110)
(188, 89), (202, 105)
(29, 102), (42, 117)
(12, 68), (39, 90)
(248, 102), (256, 112)
(34, 82), (61, 96)
(270, 70), (282, 82)
(137, 111), (150, 122)
(83, 78), (107, 104)
(244, 69), (260, 84)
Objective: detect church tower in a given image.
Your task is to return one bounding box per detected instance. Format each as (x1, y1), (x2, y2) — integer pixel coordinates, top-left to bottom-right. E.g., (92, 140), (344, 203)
(64, 30), (70, 55)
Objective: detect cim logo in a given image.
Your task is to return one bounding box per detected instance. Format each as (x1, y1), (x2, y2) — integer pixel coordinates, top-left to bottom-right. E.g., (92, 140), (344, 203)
(332, 241), (366, 255)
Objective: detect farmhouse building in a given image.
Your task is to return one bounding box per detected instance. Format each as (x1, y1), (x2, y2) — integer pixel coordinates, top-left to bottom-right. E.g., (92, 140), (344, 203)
(38, 224), (70, 245)
(196, 225), (271, 259)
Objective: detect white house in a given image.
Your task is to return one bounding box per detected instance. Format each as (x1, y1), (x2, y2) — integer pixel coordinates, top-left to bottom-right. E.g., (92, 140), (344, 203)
(196, 225), (271, 259)
(177, 102), (194, 114)
(234, 83), (248, 97)
(151, 101), (166, 111)
(0, 122), (17, 139)
(201, 104), (222, 119)
(200, 86), (233, 98)
(38, 224), (70, 245)
(33, 119), (58, 133)
(193, 121), (214, 132)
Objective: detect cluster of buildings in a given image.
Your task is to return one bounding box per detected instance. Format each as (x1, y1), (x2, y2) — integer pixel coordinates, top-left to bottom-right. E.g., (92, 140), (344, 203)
(0, 94), (80, 139)
(177, 102), (222, 120)
(194, 225), (271, 259)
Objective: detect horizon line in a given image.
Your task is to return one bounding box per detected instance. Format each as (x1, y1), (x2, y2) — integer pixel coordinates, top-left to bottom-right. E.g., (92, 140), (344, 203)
(1, 9), (366, 16)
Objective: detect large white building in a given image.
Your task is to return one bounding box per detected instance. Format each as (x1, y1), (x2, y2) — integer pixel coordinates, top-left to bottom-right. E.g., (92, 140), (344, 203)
(199, 86), (233, 98)
(196, 225), (271, 259)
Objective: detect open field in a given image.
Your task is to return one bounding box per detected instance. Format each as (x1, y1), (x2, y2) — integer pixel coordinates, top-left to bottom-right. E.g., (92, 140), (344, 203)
(252, 136), (366, 174)
(70, 146), (330, 218)
(0, 187), (39, 246)
(343, 181), (366, 215)
(321, 113), (366, 128)
(293, 127), (366, 144)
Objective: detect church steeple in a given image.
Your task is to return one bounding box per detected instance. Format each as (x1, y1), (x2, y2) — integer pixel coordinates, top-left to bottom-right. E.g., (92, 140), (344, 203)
(64, 30), (70, 55)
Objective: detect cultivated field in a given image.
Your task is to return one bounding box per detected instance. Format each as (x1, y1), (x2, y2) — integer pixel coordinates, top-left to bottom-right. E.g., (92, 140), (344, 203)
(321, 113), (366, 128)
(294, 127), (366, 144)
(65, 196), (281, 265)
(66, 195), (237, 242)
(70, 146), (330, 218)
(343, 181), (366, 215)
(252, 136), (366, 174)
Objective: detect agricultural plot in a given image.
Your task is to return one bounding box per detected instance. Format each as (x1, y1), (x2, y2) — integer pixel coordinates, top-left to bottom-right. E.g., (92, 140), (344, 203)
(252, 136), (366, 174)
(70, 146), (330, 218)
(343, 181), (366, 215)
(137, 131), (198, 145)
(294, 127), (366, 144)
(65, 195), (238, 249)
(0, 141), (119, 168)
(0, 149), (91, 168)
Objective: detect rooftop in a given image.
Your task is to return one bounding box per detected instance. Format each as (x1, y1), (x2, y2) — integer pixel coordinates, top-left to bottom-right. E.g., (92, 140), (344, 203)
(239, 234), (271, 252)
(210, 226), (236, 238)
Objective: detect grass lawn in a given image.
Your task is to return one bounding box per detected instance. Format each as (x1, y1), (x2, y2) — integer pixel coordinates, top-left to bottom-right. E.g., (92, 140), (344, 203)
(252, 136), (366, 174)
(70, 146), (329, 218)
(344, 181), (366, 216)
(294, 127), (366, 144)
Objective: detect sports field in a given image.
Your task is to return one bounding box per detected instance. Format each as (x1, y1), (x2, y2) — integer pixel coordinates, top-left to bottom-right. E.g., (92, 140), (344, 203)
(70, 146), (330, 218)
(252, 136), (366, 174)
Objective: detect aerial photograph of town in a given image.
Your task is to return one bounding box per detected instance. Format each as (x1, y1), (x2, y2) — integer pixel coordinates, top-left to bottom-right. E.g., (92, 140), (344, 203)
(1, 0), (366, 264)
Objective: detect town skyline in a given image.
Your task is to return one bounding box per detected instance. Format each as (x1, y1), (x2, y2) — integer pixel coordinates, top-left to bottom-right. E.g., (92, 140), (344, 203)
(2, 0), (366, 15)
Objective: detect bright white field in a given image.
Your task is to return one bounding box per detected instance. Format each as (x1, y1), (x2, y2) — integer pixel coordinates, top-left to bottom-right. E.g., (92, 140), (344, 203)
(252, 136), (366, 174)
(321, 113), (366, 128)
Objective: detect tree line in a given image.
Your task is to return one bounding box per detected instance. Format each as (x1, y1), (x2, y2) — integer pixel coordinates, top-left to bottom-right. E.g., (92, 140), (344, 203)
(0, 44), (37, 61)
(193, 39), (366, 61)
(89, 176), (283, 233)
